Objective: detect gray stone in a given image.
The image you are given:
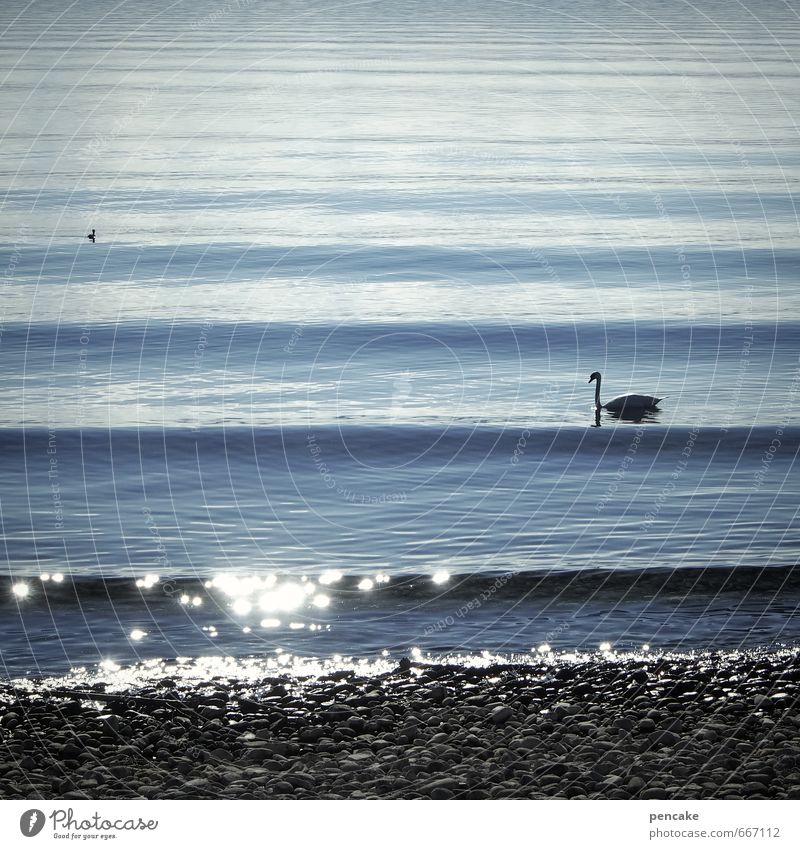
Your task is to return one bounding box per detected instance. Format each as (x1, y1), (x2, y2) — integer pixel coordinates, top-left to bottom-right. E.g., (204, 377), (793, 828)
(641, 787), (668, 799)
(650, 730), (679, 748)
(429, 686), (446, 703)
(490, 705), (514, 725)
(431, 786), (453, 799)
(511, 736), (539, 751)
(551, 702), (580, 720)
(298, 727), (326, 744)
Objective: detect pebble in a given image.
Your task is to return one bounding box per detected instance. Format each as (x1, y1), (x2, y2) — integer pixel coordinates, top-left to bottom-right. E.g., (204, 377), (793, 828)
(650, 730), (680, 748)
(0, 648), (797, 799)
(490, 705), (514, 725)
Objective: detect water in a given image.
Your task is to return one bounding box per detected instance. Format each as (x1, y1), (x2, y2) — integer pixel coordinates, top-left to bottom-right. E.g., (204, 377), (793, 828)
(1, 0), (799, 676)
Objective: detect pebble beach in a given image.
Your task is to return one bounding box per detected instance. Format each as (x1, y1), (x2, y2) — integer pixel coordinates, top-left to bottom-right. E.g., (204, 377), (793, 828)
(2, 649), (799, 800)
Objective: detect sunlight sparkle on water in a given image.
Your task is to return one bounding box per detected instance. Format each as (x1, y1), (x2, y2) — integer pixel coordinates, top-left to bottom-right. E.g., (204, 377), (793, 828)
(212, 574), (335, 618)
(599, 642), (612, 652)
(319, 570), (343, 585)
(212, 574), (276, 597)
(358, 578), (374, 591)
(432, 570), (450, 585)
(136, 574), (160, 589)
(51, 573), (64, 583)
(129, 629), (147, 641)
(259, 582), (305, 612)
(260, 618), (281, 628)
(12, 582), (29, 598)
(232, 599), (252, 616)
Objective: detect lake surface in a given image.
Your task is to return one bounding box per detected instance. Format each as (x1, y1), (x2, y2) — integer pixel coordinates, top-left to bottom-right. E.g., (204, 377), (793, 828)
(1, 0), (799, 675)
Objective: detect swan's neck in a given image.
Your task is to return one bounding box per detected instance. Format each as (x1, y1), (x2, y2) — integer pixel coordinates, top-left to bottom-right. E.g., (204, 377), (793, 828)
(594, 375), (602, 408)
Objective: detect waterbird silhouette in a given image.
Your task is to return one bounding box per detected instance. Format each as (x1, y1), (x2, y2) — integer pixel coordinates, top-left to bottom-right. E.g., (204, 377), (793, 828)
(589, 371), (662, 415)
(86, 228), (96, 243)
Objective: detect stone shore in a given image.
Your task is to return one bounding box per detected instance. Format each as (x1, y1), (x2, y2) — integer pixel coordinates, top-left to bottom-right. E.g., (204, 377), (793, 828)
(1, 649), (799, 799)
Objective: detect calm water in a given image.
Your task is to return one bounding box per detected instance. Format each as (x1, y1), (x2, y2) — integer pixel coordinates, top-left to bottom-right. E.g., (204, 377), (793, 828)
(1, 0), (799, 675)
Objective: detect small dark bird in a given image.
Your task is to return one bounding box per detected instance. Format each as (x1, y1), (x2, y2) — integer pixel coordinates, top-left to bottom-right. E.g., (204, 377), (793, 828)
(86, 229), (96, 243)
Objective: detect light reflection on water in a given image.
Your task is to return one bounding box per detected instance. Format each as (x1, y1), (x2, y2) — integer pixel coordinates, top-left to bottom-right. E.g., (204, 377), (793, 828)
(13, 646), (799, 699)
(4, 563), (800, 678)
(2, 0), (799, 675)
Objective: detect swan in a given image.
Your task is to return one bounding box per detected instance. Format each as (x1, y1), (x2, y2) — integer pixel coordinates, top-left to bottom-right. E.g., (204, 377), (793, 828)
(589, 371), (662, 414)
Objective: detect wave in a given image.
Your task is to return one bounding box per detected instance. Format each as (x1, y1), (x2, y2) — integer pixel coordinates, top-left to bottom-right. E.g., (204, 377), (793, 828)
(2, 317), (800, 346)
(5, 188), (799, 218)
(2, 564), (798, 606)
(2, 423), (798, 463)
(5, 243), (800, 285)
(4, 318), (796, 357)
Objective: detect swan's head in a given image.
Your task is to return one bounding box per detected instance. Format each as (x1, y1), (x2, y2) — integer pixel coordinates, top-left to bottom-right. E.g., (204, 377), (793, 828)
(588, 371), (601, 383)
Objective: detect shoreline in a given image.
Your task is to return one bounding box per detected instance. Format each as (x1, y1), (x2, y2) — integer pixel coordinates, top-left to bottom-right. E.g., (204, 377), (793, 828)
(1, 648), (799, 800)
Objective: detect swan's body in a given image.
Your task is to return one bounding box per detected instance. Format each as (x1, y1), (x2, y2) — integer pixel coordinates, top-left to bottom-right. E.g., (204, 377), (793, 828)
(589, 371), (662, 413)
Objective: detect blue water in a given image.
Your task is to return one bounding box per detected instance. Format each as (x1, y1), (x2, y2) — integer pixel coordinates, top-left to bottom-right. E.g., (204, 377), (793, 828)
(1, 0), (799, 675)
